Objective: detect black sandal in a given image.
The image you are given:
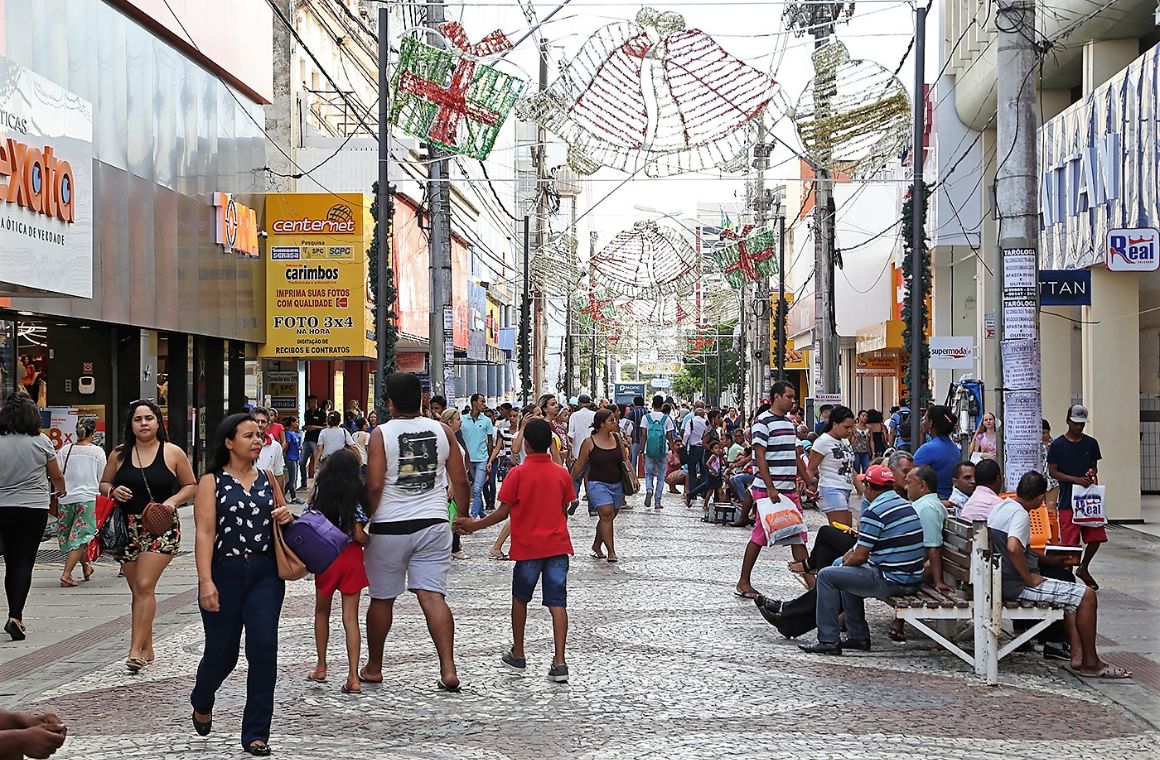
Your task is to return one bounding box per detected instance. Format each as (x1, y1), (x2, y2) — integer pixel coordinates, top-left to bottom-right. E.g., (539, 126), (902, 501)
(245, 741), (272, 756)
(4, 619), (25, 642)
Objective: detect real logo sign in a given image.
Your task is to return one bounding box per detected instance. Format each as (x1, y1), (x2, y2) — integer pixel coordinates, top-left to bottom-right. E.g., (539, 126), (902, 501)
(1107, 228), (1159, 272)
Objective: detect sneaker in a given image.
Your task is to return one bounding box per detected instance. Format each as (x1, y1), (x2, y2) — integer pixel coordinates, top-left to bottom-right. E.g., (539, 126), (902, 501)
(644, 492), (653, 509)
(502, 649), (526, 672)
(840, 637), (872, 652)
(798, 640), (843, 655)
(1043, 643), (1071, 661)
(547, 662), (569, 683)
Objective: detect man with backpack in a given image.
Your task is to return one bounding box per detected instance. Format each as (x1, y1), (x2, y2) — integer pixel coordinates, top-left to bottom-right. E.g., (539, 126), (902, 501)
(639, 395), (676, 509)
(889, 403), (912, 451)
(626, 396), (648, 476)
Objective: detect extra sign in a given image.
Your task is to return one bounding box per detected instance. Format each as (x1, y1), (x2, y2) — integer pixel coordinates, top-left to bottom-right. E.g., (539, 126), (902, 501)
(1107, 228), (1159, 272)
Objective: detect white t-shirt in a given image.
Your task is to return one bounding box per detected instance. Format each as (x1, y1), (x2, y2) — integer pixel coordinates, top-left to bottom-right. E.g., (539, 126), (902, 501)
(256, 436), (285, 476)
(59, 443), (107, 504)
(811, 432), (854, 490)
(372, 417), (451, 522)
(568, 407), (596, 451)
(317, 426), (354, 460)
(987, 498), (1030, 546)
(352, 430), (371, 465)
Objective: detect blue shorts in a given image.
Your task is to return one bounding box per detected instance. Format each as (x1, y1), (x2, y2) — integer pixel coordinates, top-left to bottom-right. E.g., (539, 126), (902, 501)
(512, 555), (569, 607)
(586, 480), (624, 510)
(818, 487), (852, 514)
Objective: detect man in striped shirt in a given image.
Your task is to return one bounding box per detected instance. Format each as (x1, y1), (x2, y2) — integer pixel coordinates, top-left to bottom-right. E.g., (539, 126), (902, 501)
(800, 465), (924, 654)
(735, 381), (816, 599)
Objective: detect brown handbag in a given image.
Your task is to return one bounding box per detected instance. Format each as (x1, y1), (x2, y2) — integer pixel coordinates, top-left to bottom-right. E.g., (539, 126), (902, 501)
(267, 470), (307, 580)
(135, 446), (176, 537)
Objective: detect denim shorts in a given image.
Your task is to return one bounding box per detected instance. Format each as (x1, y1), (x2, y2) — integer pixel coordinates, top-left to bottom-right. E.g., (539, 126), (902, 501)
(818, 487), (852, 514)
(586, 480), (624, 510)
(512, 554), (569, 607)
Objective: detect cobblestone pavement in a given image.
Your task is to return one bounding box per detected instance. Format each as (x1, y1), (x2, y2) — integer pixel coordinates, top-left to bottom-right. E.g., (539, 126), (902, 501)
(13, 493), (1160, 759)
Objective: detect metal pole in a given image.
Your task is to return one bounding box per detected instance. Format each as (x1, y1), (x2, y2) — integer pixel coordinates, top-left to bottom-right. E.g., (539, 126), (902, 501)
(776, 212), (787, 382)
(520, 216), (531, 404)
(909, 4), (927, 446)
(589, 231), (598, 396)
(426, 0), (450, 400)
(994, 0), (1041, 483)
(376, 5), (391, 415)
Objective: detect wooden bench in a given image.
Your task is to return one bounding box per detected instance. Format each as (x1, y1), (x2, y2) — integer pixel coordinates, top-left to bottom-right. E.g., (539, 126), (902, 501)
(883, 516), (1068, 684)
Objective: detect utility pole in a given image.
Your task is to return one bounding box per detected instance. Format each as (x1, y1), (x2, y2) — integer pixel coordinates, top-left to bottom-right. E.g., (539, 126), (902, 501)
(785, 1), (852, 397)
(994, 0), (1042, 485)
(532, 39), (550, 398)
(520, 216), (531, 404)
(376, 5), (392, 415)
(589, 231), (598, 397)
(752, 122), (770, 403)
(776, 210), (787, 382)
(908, 5), (928, 446)
(426, 0), (452, 401)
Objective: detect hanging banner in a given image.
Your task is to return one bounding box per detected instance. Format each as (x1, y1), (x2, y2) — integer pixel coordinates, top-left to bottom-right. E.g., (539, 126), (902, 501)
(260, 194), (375, 359)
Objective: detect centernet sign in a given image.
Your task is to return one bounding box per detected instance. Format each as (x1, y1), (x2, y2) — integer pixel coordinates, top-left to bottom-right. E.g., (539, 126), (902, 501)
(270, 203), (356, 234)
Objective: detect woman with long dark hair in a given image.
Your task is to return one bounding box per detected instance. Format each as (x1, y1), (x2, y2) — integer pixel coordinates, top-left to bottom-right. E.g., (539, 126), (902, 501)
(851, 410), (872, 474)
(190, 413), (293, 756)
(866, 409), (887, 457)
(307, 449), (369, 694)
(805, 405), (857, 528)
(99, 400), (196, 671)
(0, 393), (67, 640)
(570, 409), (636, 563)
(914, 405), (961, 498)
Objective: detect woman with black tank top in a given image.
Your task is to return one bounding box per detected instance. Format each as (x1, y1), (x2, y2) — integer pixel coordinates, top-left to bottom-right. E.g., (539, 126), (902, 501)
(99, 400), (196, 674)
(570, 409), (637, 563)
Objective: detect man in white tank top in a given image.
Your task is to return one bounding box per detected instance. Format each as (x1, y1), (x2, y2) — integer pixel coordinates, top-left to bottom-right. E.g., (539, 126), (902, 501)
(362, 373), (471, 691)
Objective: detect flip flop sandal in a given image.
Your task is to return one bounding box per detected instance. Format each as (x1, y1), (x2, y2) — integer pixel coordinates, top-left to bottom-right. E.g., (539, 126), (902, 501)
(606, 556), (619, 563)
(357, 669), (383, 684)
(589, 552), (605, 559)
(306, 670), (328, 683)
(437, 678), (462, 692)
(125, 656), (147, 674)
(1064, 663), (1132, 679)
(734, 589), (759, 599)
(341, 681), (362, 694)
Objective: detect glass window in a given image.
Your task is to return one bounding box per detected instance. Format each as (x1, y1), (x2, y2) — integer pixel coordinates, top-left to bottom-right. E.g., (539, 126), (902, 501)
(0, 320), (15, 398)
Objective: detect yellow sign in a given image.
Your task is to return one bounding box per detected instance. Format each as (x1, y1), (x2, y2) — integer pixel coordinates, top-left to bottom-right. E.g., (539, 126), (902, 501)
(260, 193), (375, 359)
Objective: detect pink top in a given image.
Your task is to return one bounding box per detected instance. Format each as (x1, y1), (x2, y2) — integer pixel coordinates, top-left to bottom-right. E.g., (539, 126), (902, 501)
(975, 432), (997, 453)
(960, 485), (1002, 521)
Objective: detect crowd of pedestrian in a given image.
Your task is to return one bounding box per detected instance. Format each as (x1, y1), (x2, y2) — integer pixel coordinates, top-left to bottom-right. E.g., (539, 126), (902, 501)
(0, 377), (1133, 757)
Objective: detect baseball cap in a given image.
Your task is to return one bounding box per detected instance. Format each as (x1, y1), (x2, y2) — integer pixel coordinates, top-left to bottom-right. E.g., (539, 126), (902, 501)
(577, 394), (592, 404)
(859, 464), (895, 487)
(1067, 404), (1089, 424)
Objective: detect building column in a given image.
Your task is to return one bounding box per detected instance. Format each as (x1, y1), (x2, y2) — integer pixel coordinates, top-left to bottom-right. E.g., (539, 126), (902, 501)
(227, 340), (248, 413)
(975, 129), (1001, 418)
(165, 333), (190, 454)
(1040, 307), (1076, 433)
(1081, 268), (1140, 521)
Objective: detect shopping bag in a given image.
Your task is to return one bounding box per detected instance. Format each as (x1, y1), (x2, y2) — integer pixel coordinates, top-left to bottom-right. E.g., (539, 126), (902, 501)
(85, 495), (118, 562)
(1071, 484), (1107, 527)
(756, 493), (806, 544)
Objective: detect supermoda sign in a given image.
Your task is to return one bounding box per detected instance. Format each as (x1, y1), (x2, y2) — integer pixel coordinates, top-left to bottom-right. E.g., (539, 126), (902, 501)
(0, 55), (93, 298)
(929, 336), (975, 369)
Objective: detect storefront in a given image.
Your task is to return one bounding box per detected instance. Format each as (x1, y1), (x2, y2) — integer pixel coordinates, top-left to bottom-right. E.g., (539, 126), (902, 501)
(1037, 43), (1159, 517)
(0, 0), (270, 468)
(854, 320), (904, 412)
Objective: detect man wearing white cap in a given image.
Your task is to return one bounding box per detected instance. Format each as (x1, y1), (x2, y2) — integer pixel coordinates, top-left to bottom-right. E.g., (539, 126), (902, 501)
(1047, 404), (1104, 590)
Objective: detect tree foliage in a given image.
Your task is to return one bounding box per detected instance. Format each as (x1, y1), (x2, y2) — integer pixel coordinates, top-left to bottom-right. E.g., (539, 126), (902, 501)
(900, 183), (932, 408)
(368, 181), (399, 413)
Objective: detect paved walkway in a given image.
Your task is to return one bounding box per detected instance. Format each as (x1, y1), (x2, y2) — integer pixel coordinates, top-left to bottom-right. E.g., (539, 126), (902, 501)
(2, 495), (1158, 758)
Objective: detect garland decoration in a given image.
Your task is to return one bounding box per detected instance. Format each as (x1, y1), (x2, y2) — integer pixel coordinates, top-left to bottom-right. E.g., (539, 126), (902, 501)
(711, 225), (779, 288)
(517, 7), (783, 177)
(792, 40), (910, 174)
(390, 26), (526, 160)
(900, 182), (933, 407)
(367, 181), (398, 410)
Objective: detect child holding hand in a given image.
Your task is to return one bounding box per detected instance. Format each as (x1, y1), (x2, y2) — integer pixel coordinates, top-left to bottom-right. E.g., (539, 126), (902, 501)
(457, 419), (574, 682)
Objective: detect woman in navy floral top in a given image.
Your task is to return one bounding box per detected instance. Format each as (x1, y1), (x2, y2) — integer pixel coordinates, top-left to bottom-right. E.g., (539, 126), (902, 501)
(190, 413), (293, 757)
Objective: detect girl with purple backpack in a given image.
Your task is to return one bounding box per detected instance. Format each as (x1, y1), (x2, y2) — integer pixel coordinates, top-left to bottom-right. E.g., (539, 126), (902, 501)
(304, 449), (369, 695)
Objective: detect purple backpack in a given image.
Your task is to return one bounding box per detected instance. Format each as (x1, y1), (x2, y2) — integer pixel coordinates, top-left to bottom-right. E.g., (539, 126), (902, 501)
(282, 509), (348, 575)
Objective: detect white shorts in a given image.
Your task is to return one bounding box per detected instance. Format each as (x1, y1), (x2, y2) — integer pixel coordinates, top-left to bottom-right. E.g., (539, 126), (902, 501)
(1018, 577), (1086, 613)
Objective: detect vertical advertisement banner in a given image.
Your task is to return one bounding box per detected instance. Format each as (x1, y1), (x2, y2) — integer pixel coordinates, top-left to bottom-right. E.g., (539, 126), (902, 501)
(260, 194), (374, 359)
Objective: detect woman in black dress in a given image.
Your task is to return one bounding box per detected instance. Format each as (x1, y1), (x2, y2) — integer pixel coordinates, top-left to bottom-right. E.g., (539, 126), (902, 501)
(99, 400), (196, 673)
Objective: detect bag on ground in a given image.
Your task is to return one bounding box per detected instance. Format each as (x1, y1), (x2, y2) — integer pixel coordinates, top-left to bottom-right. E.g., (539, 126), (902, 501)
(756, 494), (806, 544)
(281, 508), (348, 574)
(1070, 483), (1107, 527)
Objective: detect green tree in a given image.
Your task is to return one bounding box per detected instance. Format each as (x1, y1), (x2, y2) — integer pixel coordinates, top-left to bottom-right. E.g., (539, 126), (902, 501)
(620, 362), (637, 380)
(676, 321), (741, 403)
(671, 367), (701, 399)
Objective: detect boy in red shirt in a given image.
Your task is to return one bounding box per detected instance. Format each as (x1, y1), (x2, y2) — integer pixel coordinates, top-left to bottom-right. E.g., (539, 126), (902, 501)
(457, 418), (574, 682)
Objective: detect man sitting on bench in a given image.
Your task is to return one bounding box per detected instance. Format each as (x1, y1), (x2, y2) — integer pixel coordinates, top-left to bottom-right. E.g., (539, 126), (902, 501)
(798, 465), (925, 655)
(988, 470), (1130, 679)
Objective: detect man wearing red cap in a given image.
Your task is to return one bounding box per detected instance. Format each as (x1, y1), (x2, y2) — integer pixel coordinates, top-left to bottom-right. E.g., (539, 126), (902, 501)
(799, 465), (925, 655)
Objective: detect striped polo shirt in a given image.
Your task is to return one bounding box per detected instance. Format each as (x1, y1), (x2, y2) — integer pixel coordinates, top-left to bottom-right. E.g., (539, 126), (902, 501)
(857, 491), (926, 586)
(749, 411), (799, 494)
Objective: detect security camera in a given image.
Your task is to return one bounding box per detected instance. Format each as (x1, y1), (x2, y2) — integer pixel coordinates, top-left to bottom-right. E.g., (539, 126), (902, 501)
(258, 230), (269, 239)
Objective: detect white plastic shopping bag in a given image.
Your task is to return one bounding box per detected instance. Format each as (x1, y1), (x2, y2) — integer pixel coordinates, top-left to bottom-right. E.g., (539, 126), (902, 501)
(756, 493), (807, 544)
(1071, 484), (1107, 527)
